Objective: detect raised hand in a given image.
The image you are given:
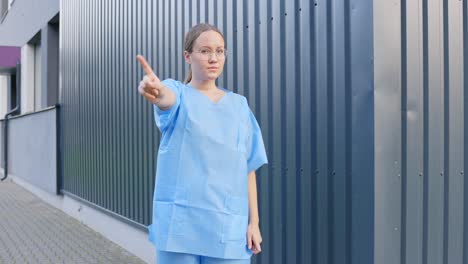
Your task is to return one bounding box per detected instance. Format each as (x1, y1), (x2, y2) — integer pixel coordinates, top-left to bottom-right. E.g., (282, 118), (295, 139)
(136, 55), (165, 105)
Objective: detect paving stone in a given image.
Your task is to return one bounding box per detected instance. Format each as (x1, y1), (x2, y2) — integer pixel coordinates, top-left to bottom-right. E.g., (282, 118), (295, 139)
(0, 180), (146, 264)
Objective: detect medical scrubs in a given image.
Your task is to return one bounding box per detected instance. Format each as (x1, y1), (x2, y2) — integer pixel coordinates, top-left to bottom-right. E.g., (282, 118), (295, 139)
(156, 249), (251, 264)
(148, 79), (268, 260)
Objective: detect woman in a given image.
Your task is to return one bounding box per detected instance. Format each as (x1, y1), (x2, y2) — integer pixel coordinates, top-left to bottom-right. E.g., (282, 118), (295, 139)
(137, 23), (268, 264)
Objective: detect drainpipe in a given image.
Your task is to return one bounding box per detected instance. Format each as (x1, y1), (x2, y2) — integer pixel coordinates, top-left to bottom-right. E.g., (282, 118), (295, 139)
(1, 61), (21, 181)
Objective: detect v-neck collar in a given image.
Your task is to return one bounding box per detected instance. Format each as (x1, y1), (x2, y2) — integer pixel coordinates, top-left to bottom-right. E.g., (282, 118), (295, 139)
(186, 83), (229, 105)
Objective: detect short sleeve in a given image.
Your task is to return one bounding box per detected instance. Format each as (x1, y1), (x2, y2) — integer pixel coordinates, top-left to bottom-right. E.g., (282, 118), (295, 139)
(245, 104), (268, 174)
(153, 78), (182, 132)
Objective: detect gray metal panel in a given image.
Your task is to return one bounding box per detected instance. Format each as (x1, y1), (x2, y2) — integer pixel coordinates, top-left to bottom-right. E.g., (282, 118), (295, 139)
(331, 1), (350, 263)
(404, 1), (425, 264)
(297, 1), (314, 263)
(60, 0), (374, 263)
(426, 1), (445, 263)
(465, 2), (468, 264)
(374, 0), (466, 264)
(446, 1), (464, 263)
(350, 1), (374, 264)
(374, 0), (402, 262)
(465, 1), (468, 263)
(315, 0), (331, 263)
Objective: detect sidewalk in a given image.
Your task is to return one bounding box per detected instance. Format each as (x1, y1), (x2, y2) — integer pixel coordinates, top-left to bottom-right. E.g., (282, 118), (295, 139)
(0, 179), (146, 264)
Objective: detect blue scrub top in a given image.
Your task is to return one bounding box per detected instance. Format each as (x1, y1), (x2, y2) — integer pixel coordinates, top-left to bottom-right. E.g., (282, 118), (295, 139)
(148, 79), (268, 259)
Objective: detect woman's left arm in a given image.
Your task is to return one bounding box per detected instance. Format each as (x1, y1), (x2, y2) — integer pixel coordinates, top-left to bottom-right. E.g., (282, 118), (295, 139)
(247, 170), (262, 254)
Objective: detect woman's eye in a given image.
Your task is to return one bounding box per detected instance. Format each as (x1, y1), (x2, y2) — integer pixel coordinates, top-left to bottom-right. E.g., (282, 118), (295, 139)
(216, 50), (224, 55)
(200, 50), (210, 54)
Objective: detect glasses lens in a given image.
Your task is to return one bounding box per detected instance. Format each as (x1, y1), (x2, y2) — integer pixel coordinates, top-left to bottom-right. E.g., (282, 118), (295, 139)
(216, 49), (226, 58)
(196, 49), (226, 60)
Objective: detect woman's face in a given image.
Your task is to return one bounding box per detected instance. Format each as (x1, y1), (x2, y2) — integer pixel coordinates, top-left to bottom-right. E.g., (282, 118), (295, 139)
(185, 30), (226, 82)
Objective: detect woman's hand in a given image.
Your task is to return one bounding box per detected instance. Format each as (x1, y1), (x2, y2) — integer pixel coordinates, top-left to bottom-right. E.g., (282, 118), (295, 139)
(136, 55), (166, 105)
(247, 223), (262, 254)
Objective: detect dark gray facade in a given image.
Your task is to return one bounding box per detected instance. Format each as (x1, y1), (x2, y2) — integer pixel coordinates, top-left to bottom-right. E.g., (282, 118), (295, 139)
(374, 1), (467, 264)
(60, 1), (374, 264)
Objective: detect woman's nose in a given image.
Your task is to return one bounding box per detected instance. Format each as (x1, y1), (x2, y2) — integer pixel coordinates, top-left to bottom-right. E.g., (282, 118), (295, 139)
(208, 55), (218, 62)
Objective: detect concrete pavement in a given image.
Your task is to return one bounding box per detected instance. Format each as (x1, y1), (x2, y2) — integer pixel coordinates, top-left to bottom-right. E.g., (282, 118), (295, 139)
(0, 179), (146, 264)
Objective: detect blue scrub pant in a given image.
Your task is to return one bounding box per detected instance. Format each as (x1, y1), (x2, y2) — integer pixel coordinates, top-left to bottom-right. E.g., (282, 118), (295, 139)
(156, 249), (251, 264)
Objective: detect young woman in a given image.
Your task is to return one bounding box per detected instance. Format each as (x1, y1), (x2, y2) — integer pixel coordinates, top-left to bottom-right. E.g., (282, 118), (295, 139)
(137, 23), (268, 264)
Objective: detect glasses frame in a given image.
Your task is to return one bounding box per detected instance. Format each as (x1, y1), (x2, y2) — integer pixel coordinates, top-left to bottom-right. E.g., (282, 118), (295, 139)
(192, 48), (228, 60)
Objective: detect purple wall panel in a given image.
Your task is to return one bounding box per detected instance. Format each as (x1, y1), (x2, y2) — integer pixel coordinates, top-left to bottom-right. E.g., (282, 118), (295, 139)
(0, 46), (20, 68)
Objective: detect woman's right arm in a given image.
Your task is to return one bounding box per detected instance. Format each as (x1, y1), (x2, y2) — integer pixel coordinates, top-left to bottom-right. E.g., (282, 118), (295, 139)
(136, 55), (176, 110)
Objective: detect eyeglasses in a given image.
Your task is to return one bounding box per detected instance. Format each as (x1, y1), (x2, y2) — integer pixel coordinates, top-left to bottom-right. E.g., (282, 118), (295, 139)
(192, 48), (227, 60)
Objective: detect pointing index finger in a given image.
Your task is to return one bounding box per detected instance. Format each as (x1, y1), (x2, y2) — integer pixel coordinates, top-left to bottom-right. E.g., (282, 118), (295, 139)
(136, 55), (156, 77)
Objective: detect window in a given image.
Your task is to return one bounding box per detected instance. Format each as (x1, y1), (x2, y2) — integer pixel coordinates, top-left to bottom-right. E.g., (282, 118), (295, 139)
(9, 73), (17, 110)
(33, 43), (41, 111)
(0, 75), (8, 117)
(0, 0), (8, 22)
(0, 0), (13, 23)
(21, 32), (42, 114)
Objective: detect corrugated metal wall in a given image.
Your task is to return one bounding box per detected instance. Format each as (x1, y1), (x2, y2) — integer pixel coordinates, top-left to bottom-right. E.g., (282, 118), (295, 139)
(60, 0), (374, 263)
(374, 0), (466, 264)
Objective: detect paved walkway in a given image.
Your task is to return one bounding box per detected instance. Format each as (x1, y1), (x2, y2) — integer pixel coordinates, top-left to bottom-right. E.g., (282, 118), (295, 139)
(0, 179), (146, 264)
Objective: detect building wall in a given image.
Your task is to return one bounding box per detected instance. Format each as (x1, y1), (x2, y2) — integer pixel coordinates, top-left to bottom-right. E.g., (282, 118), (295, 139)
(0, 0), (59, 46)
(60, 1), (374, 264)
(4, 108), (58, 194)
(374, 0), (466, 264)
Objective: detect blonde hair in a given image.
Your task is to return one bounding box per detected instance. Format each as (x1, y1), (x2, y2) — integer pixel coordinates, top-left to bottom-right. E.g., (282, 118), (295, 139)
(184, 23), (225, 83)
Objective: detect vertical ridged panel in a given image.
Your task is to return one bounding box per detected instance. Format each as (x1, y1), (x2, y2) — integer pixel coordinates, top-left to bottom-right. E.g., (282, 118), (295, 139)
(374, 0), (402, 262)
(446, 1), (464, 263)
(298, 1), (314, 263)
(374, 0), (465, 263)
(404, 0), (424, 263)
(349, 1), (374, 263)
(61, 1), (374, 263)
(464, 1), (468, 263)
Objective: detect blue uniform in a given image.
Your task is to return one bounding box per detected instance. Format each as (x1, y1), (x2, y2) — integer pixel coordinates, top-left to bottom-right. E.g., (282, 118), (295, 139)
(148, 79), (268, 260)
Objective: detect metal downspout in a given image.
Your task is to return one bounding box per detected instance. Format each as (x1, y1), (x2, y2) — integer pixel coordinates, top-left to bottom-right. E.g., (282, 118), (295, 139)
(2, 62), (21, 181)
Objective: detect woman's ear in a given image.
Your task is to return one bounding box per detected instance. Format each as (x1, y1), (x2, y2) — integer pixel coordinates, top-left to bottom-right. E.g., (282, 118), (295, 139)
(184, 50), (191, 64)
